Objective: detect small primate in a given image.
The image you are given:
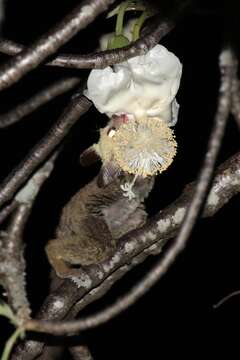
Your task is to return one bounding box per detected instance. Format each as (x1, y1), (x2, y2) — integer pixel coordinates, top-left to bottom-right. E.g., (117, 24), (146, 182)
(46, 175), (153, 279)
(47, 111), (176, 279)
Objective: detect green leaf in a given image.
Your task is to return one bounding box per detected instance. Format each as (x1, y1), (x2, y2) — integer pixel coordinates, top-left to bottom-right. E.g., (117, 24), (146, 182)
(107, 35), (130, 50)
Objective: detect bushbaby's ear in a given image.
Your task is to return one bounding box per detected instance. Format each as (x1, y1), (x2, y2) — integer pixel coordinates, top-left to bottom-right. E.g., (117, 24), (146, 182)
(80, 147), (101, 167)
(97, 162), (122, 188)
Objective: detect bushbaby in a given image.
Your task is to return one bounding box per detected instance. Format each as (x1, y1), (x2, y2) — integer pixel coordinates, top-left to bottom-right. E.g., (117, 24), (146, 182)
(46, 176), (153, 279)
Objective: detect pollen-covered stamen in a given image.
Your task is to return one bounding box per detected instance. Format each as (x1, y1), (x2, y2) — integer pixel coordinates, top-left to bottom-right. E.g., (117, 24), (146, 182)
(120, 172), (139, 200)
(112, 117), (177, 177)
(120, 182), (136, 200)
(93, 116), (177, 199)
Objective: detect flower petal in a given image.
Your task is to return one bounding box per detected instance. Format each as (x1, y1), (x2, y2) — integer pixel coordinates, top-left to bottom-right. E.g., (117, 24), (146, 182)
(85, 44), (182, 125)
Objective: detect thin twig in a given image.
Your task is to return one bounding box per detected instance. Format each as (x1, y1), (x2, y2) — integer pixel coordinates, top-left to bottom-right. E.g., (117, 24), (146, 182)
(24, 47), (237, 335)
(0, 20), (173, 70)
(1, 327), (24, 360)
(0, 77), (81, 128)
(0, 94), (91, 208)
(213, 290), (240, 309)
(0, 0), (115, 91)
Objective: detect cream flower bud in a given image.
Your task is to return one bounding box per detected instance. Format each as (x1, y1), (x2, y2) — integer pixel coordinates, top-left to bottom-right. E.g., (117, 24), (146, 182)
(85, 44), (182, 125)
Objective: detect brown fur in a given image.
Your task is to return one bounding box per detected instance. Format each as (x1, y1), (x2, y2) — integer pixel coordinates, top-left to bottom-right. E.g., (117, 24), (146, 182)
(46, 176), (153, 279)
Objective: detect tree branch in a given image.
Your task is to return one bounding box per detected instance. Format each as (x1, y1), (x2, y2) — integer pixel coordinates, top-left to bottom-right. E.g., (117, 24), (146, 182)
(11, 148), (240, 358)
(0, 20), (173, 70)
(0, 94), (91, 208)
(0, 77), (81, 128)
(9, 146), (237, 357)
(0, 205), (31, 322)
(0, 154), (57, 323)
(0, 0), (115, 91)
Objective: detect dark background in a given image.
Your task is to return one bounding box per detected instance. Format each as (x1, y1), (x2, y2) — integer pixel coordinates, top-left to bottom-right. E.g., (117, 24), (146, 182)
(0, 0), (240, 358)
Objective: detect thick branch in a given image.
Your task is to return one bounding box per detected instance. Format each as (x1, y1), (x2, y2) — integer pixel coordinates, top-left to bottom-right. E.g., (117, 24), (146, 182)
(0, 20), (173, 69)
(0, 0), (115, 90)
(12, 150), (240, 359)
(17, 148), (240, 342)
(73, 148), (240, 320)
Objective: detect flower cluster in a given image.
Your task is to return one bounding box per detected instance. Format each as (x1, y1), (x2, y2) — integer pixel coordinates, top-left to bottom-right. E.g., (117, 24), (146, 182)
(85, 44), (182, 199)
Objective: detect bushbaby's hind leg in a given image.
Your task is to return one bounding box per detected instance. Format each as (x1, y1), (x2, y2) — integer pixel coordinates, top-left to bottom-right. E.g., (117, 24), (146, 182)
(45, 239), (80, 279)
(46, 216), (116, 279)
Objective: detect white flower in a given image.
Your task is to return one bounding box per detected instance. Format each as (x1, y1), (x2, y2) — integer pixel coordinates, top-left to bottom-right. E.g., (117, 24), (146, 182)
(109, 117), (177, 177)
(94, 116), (177, 199)
(85, 44), (182, 126)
